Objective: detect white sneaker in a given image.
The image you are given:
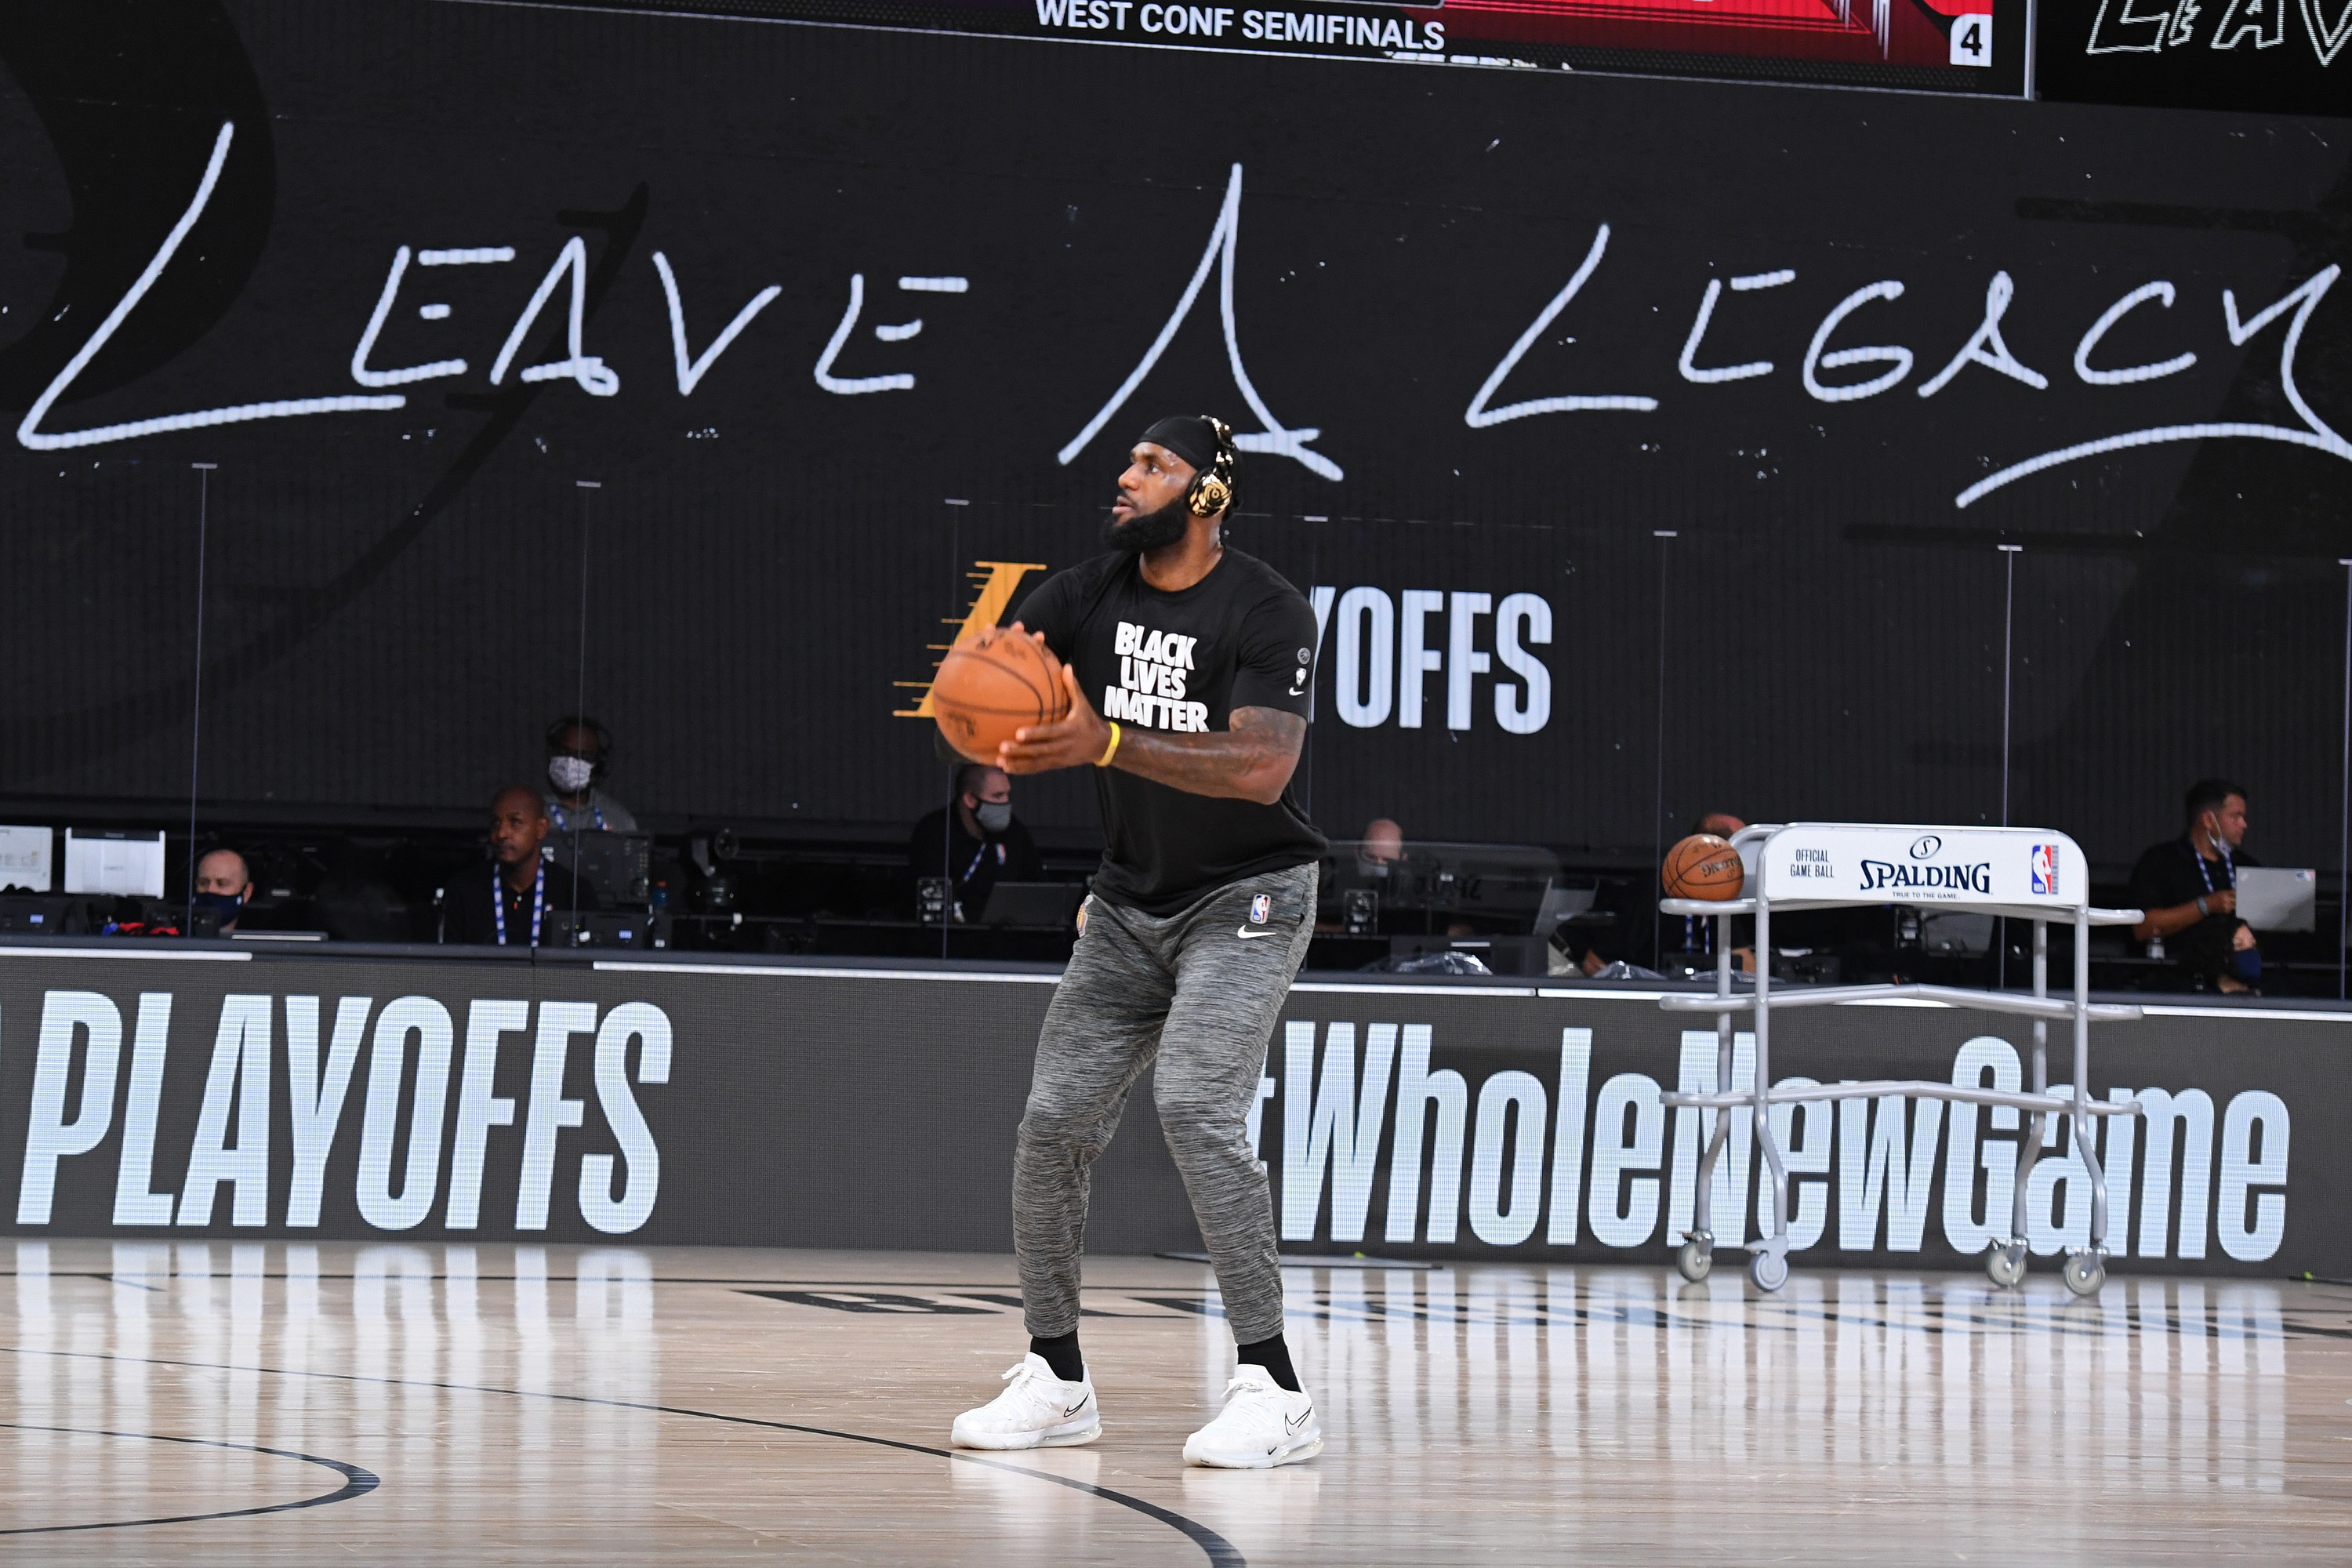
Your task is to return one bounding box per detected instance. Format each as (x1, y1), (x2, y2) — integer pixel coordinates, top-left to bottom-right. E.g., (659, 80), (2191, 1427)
(950, 1354), (1102, 1450)
(1181, 1366), (1322, 1468)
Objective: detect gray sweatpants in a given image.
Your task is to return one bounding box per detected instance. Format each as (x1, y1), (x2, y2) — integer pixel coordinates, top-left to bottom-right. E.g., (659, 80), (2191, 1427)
(1014, 861), (1318, 1347)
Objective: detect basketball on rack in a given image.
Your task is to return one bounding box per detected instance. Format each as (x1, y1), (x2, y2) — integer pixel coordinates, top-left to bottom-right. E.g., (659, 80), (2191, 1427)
(1661, 833), (1744, 900)
(930, 626), (1072, 763)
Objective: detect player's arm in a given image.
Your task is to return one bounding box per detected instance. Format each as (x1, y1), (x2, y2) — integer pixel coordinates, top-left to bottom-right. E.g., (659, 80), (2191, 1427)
(997, 662), (1304, 804)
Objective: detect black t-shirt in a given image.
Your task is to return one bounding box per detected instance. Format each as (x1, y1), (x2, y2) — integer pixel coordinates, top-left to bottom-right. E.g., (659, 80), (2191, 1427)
(1016, 547), (1327, 915)
(444, 857), (581, 946)
(2129, 835), (2259, 913)
(2129, 836), (2259, 964)
(909, 805), (1043, 920)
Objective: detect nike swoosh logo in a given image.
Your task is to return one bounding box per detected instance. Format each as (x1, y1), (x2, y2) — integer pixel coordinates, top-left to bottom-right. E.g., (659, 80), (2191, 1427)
(1063, 1401), (1088, 1417)
(1236, 926), (1278, 939)
(1284, 1410), (1311, 1432)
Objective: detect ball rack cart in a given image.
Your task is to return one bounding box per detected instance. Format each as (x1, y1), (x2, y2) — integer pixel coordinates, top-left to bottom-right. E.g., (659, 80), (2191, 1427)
(1657, 823), (2146, 1296)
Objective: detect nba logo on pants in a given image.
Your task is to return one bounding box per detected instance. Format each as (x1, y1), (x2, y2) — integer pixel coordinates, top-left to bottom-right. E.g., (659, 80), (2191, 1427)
(1249, 894), (1271, 924)
(2030, 845), (2056, 895)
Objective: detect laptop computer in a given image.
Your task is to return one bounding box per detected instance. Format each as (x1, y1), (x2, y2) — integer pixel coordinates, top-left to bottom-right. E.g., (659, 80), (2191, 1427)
(561, 830), (652, 907)
(543, 909), (655, 949)
(2234, 866), (2316, 932)
(63, 829), (165, 898)
(1387, 935), (1551, 976)
(979, 882), (1086, 927)
(0, 895), (84, 935)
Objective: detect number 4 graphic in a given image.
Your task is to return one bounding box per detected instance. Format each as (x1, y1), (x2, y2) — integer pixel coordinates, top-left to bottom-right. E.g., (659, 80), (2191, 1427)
(1950, 12), (1992, 63)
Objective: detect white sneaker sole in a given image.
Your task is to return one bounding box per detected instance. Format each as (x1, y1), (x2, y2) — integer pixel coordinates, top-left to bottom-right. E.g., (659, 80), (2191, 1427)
(949, 1416), (1102, 1451)
(1183, 1430), (1322, 1469)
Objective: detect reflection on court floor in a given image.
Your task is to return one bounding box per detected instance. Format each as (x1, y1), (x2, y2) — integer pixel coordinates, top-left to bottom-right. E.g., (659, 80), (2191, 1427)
(3, 1243), (2345, 1563)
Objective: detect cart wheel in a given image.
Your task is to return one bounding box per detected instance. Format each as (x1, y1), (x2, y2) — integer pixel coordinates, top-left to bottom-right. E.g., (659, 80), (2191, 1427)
(1748, 1250), (1788, 1292)
(1675, 1240), (1712, 1282)
(2061, 1254), (2106, 1297)
(1986, 1243), (2027, 1289)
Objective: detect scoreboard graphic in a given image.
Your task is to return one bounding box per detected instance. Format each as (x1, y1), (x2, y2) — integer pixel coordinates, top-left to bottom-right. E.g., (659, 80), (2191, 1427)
(1431, 0), (1996, 69)
(597, 0), (2022, 91)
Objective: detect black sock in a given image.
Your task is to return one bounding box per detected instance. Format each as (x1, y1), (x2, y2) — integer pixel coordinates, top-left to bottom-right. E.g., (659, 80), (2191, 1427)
(1236, 1334), (1300, 1392)
(1029, 1331), (1084, 1383)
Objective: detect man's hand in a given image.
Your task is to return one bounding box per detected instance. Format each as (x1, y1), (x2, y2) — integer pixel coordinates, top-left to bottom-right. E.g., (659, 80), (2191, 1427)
(992, 626), (1305, 803)
(998, 658), (1112, 775)
(2132, 889), (2236, 942)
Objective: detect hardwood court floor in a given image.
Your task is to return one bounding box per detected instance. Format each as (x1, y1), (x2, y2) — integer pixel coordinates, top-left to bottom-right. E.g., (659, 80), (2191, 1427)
(3, 1242), (2349, 1564)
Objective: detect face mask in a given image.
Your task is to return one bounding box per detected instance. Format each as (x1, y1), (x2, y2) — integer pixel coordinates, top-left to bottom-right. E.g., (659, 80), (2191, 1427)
(2232, 947), (2262, 982)
(975, 800), (1013, 834)
(548, 755), (596, 793)
(192, 891), (243, 919)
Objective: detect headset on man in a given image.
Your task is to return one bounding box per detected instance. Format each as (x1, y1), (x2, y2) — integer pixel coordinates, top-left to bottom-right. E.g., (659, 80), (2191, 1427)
(1186, 415), (1236, 518)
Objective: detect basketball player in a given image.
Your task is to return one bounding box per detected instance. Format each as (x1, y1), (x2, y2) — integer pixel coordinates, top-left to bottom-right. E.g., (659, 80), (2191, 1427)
(949, 415), (1328, 1468)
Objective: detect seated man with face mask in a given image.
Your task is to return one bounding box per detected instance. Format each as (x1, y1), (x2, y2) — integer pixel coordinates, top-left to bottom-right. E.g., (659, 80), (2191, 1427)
(1359, 817), (1404, 874)
(193, 848), (255, 935)
(543, 714), (637, 834)
(910, 763), (1043, 922)
(1320, 818), (1407, 924)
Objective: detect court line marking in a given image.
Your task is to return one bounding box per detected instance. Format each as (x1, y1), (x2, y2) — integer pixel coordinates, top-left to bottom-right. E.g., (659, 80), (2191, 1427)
(728, 1280), (2352, 1345)
(1299, 982), (1541, 997)
(1537, 988), (1671, 1000)
(593, 961), (1059, 983)
(0, 1422), (378, 1535)
(1261, 1284), (2352, 1344)
(0, 947), (251, 962)
(0, 1346), (1243, 1568)
(593, 962), (1607, 1000)
(2141, 1006), (2352, 1023)
(28, 951), (2326, 1022)
(1, 1272), (1192, 1291)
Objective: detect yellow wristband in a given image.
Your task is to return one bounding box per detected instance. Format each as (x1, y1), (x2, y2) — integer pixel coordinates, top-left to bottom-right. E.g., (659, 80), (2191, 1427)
(1096, 720), (1123, 768)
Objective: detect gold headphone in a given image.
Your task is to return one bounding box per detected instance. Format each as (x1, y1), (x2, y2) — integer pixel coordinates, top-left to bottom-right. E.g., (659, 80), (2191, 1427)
(1185, 416), (1237, 517)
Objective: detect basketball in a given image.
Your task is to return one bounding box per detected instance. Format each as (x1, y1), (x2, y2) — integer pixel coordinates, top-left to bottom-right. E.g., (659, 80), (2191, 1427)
(930, 626), (1071, 762)
(1662, 833), (1744, 900)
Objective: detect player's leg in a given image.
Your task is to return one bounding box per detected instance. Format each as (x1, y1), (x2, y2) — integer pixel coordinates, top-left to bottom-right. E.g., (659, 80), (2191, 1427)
(1014, 897), (1177, 1340)
(953, 895), (1173, 1449)
(1149, 862), (1323, 1468)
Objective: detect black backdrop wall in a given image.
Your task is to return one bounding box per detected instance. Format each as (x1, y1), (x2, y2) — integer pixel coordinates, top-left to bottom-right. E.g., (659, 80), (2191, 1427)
(0, 1), (2345, 865)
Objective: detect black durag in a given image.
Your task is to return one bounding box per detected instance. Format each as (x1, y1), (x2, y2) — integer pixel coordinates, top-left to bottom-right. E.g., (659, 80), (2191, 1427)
(1138, 415), (1223, 472)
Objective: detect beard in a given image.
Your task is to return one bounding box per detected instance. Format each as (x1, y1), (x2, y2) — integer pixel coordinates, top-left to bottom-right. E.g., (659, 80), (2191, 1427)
(1103, 495), (1193, 554)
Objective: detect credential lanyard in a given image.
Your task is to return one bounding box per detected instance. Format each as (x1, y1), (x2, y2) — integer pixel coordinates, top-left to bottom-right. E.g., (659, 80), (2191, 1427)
(2192, 840), (2235, 895)
(550, 800), (606, 833)
(494, 858), (546, 947)
(1682, 914), (1715, 954)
